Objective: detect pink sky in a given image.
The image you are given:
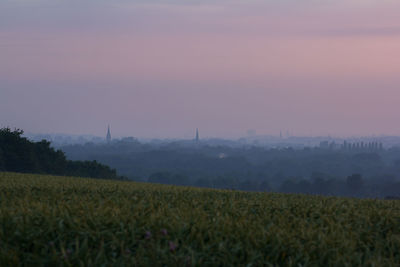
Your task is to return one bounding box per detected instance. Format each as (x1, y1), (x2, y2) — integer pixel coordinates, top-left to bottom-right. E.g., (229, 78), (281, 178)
(1, 0), (400, 138)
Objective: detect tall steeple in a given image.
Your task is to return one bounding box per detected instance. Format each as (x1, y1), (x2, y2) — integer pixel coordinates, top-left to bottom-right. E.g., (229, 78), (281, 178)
(106, 125), (111, 143)
(195, 128), (199, 142)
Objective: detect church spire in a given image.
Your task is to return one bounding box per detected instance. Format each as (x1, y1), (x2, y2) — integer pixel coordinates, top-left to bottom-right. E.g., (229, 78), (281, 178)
(195, 128), (199, 142)
(106, 125), (111, 143)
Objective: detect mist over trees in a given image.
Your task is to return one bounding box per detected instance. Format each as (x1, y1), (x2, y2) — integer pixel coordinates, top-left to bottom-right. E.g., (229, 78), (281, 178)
(0, 128), (120, 179)
(3, 126), (399, 198)
(60, 138), (400, 198)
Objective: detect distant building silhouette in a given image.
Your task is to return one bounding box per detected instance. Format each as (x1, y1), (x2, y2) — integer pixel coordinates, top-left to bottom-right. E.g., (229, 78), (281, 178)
(106, 125), (111, 143)
(341, 140), (383, 151)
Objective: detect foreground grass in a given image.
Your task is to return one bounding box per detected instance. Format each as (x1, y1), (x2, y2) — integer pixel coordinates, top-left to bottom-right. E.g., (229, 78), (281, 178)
(0, 172), (399, 266)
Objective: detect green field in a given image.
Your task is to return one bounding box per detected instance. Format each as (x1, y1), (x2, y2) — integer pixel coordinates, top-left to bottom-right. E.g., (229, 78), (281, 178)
(0, 172), (399, 266)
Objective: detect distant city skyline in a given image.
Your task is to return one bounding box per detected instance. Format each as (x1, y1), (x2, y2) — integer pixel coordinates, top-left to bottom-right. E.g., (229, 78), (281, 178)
(20, 125), (399, 141)
(1, 0), (400, 138)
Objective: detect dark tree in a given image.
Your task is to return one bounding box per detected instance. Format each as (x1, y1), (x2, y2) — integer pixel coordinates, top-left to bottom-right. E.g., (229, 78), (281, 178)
(0, 127), (120, 180)
(346, 174), (364, 194)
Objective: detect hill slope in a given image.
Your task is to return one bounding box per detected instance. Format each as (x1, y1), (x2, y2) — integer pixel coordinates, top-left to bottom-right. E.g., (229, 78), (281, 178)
(1, 172), (399, 266)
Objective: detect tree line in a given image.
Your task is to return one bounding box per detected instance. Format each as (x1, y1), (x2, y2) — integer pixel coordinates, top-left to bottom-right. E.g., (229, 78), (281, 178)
(61, 139), (400, 198)
(0, 128), (121, 180)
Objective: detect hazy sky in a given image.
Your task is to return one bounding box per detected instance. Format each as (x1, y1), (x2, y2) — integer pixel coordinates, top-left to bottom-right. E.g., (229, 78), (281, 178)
(1, 0), (400, 138)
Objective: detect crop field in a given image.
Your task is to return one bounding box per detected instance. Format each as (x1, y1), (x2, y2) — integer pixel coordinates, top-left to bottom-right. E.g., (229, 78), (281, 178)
(0, 172), (399, 266)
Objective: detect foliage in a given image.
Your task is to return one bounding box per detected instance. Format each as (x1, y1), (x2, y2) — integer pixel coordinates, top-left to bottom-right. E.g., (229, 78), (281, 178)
(1, 172), (399, 266)
(61, 141), (400, 197)
(346, 174), (364, 194)
(148, 172), (189, 186)
(0, 127), (119, 179)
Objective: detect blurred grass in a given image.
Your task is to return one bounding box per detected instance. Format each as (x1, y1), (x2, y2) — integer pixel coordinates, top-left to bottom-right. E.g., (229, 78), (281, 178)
(0, 172), (399, 266)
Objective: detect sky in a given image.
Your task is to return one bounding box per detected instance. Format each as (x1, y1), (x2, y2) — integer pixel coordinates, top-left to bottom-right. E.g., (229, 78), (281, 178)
(1, 0), (400, 139)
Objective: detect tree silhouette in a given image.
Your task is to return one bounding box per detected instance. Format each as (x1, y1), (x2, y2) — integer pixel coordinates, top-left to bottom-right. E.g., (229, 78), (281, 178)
(0, 127), (119, 179)
(346, 174), (364, 194)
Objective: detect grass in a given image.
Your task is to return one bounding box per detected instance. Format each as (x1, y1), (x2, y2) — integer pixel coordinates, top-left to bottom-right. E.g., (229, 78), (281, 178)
(0, 172), (399, 266)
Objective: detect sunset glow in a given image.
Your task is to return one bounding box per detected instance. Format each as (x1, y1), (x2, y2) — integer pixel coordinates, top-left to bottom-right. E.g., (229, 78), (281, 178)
(1, 0), (400, 138)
